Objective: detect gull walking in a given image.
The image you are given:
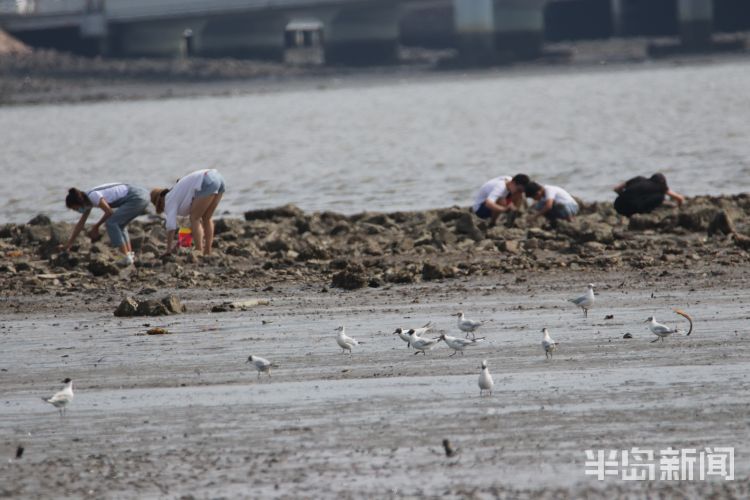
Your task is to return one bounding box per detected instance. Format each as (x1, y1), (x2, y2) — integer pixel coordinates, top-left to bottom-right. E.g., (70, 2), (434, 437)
(42, 378), (74, 416)
(569, 284), (595, 318)
(439, 334), (485, 357)
(646, 310), (692, 343)
(246, 355), (275, 379)
(408, 329), (441, 355)
(335, 326), (362, 354)
(455, 311), (482, 339)
(541, 328), (558, 359)
(393, 322), (431, 349)
(478, 360), (494, 397)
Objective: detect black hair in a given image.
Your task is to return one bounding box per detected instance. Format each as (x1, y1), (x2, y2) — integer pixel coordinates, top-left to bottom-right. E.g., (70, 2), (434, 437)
(512, 174), (530, 186)
(650, 173), (668, 189)
(65, 188), (90, 209)
(524, 181), (543, 198)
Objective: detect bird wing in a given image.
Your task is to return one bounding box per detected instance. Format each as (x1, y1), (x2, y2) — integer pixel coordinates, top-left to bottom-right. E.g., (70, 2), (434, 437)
(651, 324), (673, 335)
(46, 390), (72, 404)
(673, 309), (694, 335)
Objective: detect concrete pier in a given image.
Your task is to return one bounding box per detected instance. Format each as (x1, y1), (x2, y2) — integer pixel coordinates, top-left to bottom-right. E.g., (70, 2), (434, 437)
(454, 0), (496, 64)
(323, 5), (401, 65)
(493, 0), (545, 59)
(678, 0), (713, 48)
(201, 14), (289, 60)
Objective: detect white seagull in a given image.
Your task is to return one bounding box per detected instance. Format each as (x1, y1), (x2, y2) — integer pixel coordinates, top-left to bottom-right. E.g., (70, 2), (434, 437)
(439, 333), (485, 357)
(393, 322), (431, 349)
(335, 326), (362, 354)
(478, 360), (494, 397)
(542, 328), (558, 359)
(42, 378), (74, 416)
(455, 311), (482, 339)
(246, 355), (275, 378)
(569, 283), (595, 317)
(408, 329), (441, 355)
(646, 316), (678, 342)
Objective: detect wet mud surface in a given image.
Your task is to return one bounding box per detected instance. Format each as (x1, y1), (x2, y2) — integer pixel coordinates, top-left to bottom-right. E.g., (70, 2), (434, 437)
(1, 266), (749, 497)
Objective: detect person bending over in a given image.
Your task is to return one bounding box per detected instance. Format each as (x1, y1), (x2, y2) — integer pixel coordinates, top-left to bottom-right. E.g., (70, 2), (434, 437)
(472, 173), (530, 226)
(151, 168), (225, 257)
(61, 183), (150, 267)
(525, 182), (579, 221)
(613, 173), (684, 217)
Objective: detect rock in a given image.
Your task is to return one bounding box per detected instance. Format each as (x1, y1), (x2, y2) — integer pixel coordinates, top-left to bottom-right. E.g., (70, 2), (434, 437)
(161, 295), (185, 314)
(439, 207), (465, 223)
(88, 259), (120, 277)
(628, 214), (662, 231)
(213, 218), (243, 235)
(454, 212), (483, 241)
(114, 296), (140, 317)
(14, 261), (32, 272)
(137, 299), (170, 316)
(331, 263), (368, 290)
(262, 238), (290, 253)
(146, 327), (170, 335)
(500, 240), (521, 254)
(244, 204), (303, 221)
(422, 262), (455, 281)
(623, 333), (633, 339)
(50, 252), (79, 270)
(733, 233), (750, 251)
(707, 210), (736, 237)
(23, 224), (51, 244)
(27, 214), (51, 226)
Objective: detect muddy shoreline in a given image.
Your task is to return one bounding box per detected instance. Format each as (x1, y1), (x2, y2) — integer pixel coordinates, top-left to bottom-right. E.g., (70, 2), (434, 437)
(1, 36), (748, 106)
(1, 266), (749, 497)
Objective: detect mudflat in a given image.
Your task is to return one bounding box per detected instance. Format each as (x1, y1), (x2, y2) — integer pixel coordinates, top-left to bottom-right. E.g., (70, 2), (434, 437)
(1, 198), (749, 497)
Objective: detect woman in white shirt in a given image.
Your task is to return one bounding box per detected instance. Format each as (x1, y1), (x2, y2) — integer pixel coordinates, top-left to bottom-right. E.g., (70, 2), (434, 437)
(62, 183), (150, 266)
(150, 169), (226, 257)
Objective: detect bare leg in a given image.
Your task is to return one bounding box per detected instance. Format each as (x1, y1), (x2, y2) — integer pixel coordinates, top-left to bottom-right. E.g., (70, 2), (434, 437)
(190, 195), (216, 254)
(201, 193), (223, 256)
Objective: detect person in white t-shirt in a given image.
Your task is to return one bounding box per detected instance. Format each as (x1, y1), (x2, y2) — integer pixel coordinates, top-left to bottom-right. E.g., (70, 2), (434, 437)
(151, 169), (226, 257)
(471, 173), (530, 226)
(524, 182), (579, 221)
(62, 183), (150, 266)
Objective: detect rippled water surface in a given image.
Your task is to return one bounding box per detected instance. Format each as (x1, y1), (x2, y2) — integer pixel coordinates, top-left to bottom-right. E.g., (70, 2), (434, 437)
(2, 58), (749, 222)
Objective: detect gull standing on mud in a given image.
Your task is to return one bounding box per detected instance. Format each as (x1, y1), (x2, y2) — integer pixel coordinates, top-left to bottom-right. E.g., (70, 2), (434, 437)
(42, 378), (74, 416)
(646, 310), (693, 343)
(246, 355), (275, 378)
(455, 311), (482, 339)
(439, 333), (485, 357)
(393, 322), (431, 349)
(335, 326), (362, 354)
(569, 284), (595, 318)
(408, 329), (441, 355)
(541, 328), (558, 359)
(478, 360), (494, 397)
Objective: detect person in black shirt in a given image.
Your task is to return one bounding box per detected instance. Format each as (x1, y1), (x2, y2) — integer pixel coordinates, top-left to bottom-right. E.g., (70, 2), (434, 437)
(613, 173), (684, 217)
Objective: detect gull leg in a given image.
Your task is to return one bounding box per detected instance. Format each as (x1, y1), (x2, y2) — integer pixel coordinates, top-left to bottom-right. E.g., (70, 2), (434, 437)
(413, 351), (421, 356)
(650, 337), (660, 343)
(449, 351), (457, 358)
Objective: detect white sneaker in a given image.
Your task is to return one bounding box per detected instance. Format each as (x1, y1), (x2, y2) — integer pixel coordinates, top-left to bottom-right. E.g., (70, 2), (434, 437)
(128, 251), (137, 263)
(117, 253), (135, 267)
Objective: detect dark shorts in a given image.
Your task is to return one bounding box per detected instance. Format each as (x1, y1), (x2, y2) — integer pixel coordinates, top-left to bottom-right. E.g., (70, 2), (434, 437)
(474, 202), (492, 219)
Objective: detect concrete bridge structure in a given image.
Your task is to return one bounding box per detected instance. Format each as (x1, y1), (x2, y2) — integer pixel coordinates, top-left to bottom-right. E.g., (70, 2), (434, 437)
(1, 0), (748, 64)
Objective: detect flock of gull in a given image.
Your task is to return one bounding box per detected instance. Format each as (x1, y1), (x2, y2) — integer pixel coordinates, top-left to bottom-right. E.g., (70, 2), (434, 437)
(42, 283), (695, 414)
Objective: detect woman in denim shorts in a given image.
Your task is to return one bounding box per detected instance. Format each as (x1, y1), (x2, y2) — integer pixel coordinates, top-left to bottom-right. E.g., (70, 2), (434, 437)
(150, 169), (226, 257)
